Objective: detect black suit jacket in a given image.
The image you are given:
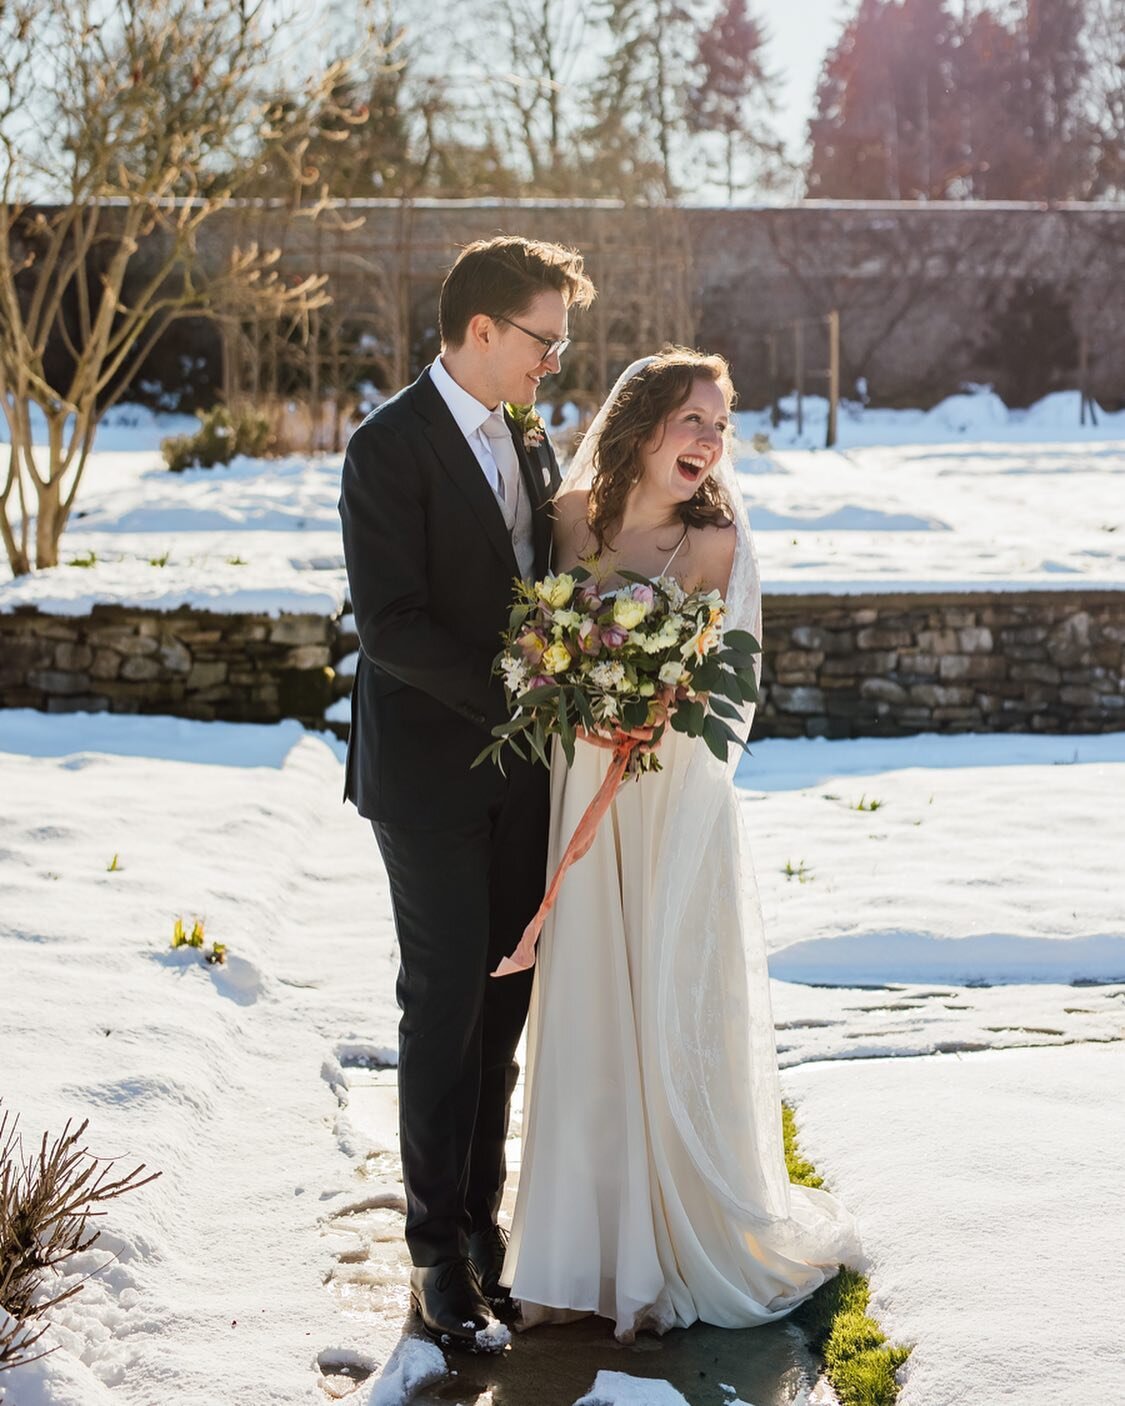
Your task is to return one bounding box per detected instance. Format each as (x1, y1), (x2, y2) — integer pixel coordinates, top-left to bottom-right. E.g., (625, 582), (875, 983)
(338, 368), (562, 826)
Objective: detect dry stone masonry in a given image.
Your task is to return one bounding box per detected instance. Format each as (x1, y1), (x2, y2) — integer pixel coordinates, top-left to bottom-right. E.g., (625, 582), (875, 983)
(755, 591), (1125, 739)
(0, 592), (1121, 739)
(0, 604), (353, 727)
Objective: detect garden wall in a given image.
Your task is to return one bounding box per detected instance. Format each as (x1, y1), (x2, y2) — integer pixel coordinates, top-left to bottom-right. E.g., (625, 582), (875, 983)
(2, 591), (1122, 740)
(0, 605), (354, 728)
(755, 590), (1124, 739)
(24, 198), (1125, 411)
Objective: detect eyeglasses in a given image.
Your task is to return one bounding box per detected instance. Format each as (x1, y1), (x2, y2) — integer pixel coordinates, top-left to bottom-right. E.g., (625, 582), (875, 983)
(496, 315), (570, 362)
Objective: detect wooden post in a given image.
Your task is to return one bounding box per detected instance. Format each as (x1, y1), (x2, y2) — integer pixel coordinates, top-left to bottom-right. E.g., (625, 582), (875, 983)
(826, 309), (840, 448)
(1079, 331), (1097, 427)
(794, 320), (804, 438)
(767, 333), (780, 428)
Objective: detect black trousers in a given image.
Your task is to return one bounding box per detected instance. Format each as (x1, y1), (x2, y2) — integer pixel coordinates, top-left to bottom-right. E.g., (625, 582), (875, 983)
(372, 761), (549, 1267)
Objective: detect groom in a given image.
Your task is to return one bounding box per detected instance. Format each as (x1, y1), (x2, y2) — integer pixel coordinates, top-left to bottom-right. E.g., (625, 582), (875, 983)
(339, 236), (595, 1344)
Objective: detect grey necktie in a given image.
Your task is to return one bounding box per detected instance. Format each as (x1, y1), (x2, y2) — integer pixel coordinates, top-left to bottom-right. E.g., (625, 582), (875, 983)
(480, 409), (521, 531)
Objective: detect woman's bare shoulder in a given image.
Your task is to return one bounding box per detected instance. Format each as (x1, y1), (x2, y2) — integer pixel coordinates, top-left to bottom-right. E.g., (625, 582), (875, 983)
(552, 488), (593, 558)
(683, 520), (737, 595)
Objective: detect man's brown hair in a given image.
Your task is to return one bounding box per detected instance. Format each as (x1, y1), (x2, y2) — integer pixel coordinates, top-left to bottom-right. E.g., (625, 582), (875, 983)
(438, 235), (595, 348)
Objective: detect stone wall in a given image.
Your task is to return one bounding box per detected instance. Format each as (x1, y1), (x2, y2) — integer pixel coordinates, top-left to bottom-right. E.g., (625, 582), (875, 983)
(27, 198), (1125, 412)
(2, 592), (1122, 740)
(754, 591), (1125, 739)
(0, 605), (353, 726)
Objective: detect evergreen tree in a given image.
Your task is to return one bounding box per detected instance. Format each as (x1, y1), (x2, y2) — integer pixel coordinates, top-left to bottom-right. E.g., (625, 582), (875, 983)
(688, 0), (784, 200)
(807, 0), (1101, 201)
(807, 0), (961, 200)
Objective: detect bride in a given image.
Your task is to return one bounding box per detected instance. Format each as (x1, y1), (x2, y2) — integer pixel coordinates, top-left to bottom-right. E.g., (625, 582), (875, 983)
(500, 349), (861, 1341)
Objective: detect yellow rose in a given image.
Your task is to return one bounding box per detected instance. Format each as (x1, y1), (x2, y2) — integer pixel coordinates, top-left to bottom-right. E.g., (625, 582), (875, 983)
(540, 642), (572, 675)
(612, 597), (647, 630)
(536, 573), (576, 609)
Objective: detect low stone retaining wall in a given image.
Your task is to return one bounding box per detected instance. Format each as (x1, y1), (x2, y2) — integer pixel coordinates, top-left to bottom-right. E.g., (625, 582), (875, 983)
(0, 604), (354, 726)
(755, 591), (1125, 739)
(1, 591), (1121, 739)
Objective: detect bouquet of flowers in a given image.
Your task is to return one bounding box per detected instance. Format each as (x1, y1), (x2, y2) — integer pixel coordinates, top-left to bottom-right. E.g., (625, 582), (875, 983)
(475, 562), (759, 775)
(477, 562), (760, 977)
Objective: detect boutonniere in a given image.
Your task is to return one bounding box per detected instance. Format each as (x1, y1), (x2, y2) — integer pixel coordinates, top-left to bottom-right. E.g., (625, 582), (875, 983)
(505, 402), (549, 452)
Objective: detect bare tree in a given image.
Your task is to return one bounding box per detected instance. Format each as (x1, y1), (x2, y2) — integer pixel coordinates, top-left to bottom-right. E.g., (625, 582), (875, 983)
(484, 0), (592, 192)
(1085, 0), (1125, 196)
(0, 0), (347, 577)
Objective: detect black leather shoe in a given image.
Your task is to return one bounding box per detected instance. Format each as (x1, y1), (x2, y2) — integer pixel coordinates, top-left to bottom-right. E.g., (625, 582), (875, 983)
(468, 1224), (512, 1307)
(409, 1258), (497, 1346)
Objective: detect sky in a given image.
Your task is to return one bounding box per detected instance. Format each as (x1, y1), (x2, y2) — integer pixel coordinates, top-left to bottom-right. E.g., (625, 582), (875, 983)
(761, 0), (851, 162)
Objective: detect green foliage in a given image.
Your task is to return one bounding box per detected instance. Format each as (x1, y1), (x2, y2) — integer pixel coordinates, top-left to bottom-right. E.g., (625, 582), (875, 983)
(171, 917), (205, 949)
(783, 858), (814, 883)
(148, 550), (171, 567)
(106, 854), (122, 872)
(853, 795), (884, 813)
(781, 1104), (823, 1189)
(169, 917), (226, 966)
(66, 551), (98, 568)
(785, 1107), (912, 1406)
(162, 407), (272, 472)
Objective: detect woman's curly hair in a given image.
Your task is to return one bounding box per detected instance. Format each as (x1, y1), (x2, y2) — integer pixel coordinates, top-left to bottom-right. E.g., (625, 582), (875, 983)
(583, 347), (736, 551)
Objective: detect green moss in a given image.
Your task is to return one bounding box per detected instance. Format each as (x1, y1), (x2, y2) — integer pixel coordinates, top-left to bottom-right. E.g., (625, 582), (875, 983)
(782, 1102), (823, 1188)
(784, 1104), (912, 1406)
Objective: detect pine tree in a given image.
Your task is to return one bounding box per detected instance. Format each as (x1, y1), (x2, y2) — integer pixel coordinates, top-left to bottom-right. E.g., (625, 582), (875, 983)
(807, 0), (962, 200)
(807, 0), (1101, 202)
(687, 0), (784, 200)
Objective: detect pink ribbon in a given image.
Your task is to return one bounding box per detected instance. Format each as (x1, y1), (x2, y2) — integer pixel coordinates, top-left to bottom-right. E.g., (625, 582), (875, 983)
(492, 737), (637, 978)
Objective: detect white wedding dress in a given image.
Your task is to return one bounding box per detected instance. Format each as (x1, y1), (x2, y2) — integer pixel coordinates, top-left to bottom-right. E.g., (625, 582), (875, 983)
(500, 359), (861, 1340)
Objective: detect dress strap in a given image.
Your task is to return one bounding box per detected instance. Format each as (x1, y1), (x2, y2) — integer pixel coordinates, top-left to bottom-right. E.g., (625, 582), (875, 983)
(662, 526), (689, 574)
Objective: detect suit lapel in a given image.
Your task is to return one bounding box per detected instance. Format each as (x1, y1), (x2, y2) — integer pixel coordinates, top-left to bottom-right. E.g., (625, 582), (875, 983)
(410, 371), (518, 576)
(507, 409), (556, 578)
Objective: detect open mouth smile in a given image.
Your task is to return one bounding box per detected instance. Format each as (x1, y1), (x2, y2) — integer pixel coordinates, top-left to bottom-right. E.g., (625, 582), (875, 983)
(676, 454), (708, 483)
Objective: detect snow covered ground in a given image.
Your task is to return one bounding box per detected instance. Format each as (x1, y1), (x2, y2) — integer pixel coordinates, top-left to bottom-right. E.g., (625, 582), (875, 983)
(2, 389), (1123, 617)
(0, 712), (1121, 1405)
(1, 390), (1122, 1403)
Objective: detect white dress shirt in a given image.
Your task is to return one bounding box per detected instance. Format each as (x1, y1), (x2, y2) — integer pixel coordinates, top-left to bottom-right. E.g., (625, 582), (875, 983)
(429, 355), (507, 497)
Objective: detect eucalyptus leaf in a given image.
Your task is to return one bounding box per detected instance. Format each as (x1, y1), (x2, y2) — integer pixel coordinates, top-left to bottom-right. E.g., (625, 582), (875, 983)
(471, 741), (498, 769)
(573, 688), (596, 732)
(519, 683), (561, 706)
(558, 690), (575, 755)
(527, 723), (551, 769)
